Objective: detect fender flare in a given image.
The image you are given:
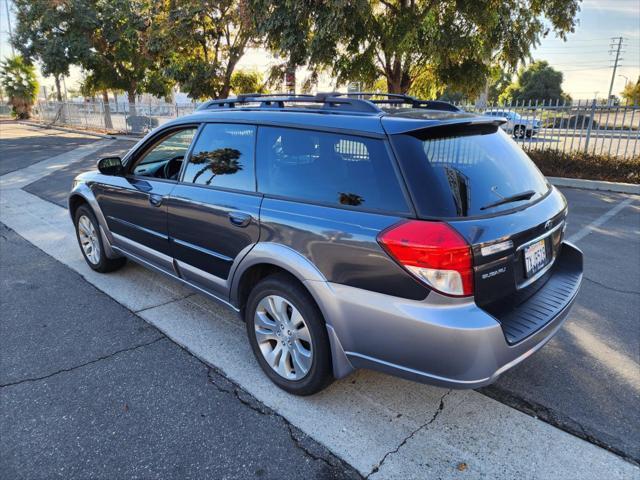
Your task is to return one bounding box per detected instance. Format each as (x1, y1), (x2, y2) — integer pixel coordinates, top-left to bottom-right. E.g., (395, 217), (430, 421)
(68, 183), (119, 259)
(229, 242), (355, 379)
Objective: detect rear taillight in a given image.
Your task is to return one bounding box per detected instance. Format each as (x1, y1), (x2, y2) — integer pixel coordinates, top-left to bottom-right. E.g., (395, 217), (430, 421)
(378, 220), (474, 297)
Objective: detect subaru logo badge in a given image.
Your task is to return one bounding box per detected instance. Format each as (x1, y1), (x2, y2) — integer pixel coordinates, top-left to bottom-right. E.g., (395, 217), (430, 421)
(545, 220), (553, 230)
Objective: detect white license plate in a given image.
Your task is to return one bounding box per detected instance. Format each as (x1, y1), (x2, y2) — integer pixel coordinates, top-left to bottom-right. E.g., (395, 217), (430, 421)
(524, 239), (547, 277)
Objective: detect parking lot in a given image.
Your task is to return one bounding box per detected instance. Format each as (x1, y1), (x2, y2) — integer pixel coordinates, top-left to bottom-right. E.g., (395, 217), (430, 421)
(1, 122), (638, 479)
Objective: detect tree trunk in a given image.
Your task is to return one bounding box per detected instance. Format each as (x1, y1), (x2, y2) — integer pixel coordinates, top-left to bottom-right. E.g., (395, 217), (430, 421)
(113, 91), (119, 113)
(127, 89), (137, 117)
(387, 71), (412, 94)
(101, 90), (113, 130)
(54, 75), (63, 102)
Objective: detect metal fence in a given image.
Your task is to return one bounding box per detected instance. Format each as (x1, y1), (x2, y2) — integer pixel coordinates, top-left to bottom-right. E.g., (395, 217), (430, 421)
(29, 99), (640, 159)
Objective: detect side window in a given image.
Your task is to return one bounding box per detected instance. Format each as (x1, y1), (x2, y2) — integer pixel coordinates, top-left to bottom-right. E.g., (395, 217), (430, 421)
(131, 128), (197, 179)
(256, 127), (409, 213)
(182, 123), (256, 191)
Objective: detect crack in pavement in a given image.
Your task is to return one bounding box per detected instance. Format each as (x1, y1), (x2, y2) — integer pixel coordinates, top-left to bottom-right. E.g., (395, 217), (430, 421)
(206, 367), (363, 479)
(365, 389), (452, 479)
(0, 336), (166, 388)
(584, 276), (640, 296)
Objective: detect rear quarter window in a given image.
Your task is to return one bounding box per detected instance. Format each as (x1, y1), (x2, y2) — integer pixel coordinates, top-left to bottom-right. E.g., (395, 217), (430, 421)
(390, 127), (549, 218)
(256, 127), (410, 214)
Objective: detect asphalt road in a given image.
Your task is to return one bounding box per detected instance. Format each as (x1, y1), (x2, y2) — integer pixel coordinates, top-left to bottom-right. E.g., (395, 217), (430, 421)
(0, 223), (360, 479)
(0, 122), (95, 176)
(2, 123), (639, 473)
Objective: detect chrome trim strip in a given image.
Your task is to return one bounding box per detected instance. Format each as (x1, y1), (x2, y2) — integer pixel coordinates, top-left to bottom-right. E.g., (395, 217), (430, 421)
(515, 221), (564, 252)
(171, 238), (233, 262)
(107, 216), (169, 240)
(111, 245), (240, 312)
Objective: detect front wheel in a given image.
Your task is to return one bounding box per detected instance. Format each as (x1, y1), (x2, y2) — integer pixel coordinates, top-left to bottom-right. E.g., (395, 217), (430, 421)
(245, 273), (333, 395)
(74, 205), (126, 273)
(513, 125), (527, 139)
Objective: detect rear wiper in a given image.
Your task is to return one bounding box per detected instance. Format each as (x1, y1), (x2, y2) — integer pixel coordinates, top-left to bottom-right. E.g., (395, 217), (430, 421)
(480, 190), (536, 211)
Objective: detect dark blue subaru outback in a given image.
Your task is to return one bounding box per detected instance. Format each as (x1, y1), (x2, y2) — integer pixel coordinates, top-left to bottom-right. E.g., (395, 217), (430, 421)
(69, 93), (583, 395)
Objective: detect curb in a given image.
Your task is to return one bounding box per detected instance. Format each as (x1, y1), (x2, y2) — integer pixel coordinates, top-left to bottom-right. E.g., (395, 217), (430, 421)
(15, 121), (141, 142)
(549, 177), (639, 195)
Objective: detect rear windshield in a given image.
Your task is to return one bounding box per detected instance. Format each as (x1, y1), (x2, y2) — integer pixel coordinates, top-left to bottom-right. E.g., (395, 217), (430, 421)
(390, 127), (549, 218)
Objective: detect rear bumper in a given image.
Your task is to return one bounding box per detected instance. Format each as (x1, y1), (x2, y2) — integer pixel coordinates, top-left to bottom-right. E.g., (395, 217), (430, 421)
(317, 241), (583, 388)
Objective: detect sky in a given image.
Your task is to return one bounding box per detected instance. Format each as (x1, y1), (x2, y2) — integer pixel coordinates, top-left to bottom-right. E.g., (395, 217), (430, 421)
(1, 0), (638, 101)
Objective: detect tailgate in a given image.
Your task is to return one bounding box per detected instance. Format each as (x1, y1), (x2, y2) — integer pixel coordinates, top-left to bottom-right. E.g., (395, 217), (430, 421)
(448, 187), (568, 308)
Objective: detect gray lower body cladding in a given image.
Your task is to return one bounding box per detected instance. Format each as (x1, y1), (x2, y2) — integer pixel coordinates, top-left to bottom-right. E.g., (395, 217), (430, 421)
(312, 242), (583, 388)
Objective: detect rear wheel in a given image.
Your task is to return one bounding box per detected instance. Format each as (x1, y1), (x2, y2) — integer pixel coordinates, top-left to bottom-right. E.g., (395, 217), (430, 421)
(74, 205), (126, 273)
(514, 125), (526, 139)
(245, 273), (333, 395)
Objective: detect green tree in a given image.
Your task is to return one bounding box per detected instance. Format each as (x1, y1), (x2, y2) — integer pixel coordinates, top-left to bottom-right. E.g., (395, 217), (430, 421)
(252, 0), (579, 95)
(499, 61), (570, 103)
(78, 0), (173, 113)
(155, 0), (256, 100)
(621, 77), (640, 105)
(12, 0), (85, 102)
(0, 56), (39, 119)
(231, 70), (268, 94)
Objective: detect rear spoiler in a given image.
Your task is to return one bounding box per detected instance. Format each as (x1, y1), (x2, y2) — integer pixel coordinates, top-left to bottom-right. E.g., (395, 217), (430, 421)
(381, 115), (507, 136)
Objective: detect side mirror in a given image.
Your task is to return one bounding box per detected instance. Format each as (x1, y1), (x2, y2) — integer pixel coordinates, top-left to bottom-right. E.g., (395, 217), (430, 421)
(97, 156), (123, 176)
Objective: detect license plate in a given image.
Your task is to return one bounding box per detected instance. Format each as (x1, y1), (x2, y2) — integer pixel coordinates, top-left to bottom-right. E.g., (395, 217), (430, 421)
(524, 239), (547, 277)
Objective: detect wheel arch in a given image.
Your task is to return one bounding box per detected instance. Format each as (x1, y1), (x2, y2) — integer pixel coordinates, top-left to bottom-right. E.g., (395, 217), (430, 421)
(230, 243), (355, 380)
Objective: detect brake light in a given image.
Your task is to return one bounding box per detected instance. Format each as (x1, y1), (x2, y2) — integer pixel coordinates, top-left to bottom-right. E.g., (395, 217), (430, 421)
(378, 221), (474, 297)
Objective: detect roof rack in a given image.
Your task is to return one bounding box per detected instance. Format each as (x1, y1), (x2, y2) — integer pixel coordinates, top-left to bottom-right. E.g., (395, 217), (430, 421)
(195, 92), (460, 114)
(336, 92), (461, 112)
(196, 92), (381, 113)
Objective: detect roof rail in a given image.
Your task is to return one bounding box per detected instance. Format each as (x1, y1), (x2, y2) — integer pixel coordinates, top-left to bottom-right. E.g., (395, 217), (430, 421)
(196, 92), (381, 113)
(195, 91), (460, 114)
(336, 92), (461, 112)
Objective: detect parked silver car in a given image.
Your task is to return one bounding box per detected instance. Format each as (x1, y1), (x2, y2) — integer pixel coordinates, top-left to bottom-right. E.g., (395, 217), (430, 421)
(484, 109), (541, 138)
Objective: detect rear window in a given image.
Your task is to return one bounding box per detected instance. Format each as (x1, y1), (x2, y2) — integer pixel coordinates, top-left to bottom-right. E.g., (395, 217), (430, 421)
(390, 128), (549, 218)
(256, 127), (410, 213)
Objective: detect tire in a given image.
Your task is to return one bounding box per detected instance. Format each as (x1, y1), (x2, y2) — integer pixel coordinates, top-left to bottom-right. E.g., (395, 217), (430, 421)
(245, 273), (333, 395)
(514, 125), (526, 139)
(74, 205), (126, 273)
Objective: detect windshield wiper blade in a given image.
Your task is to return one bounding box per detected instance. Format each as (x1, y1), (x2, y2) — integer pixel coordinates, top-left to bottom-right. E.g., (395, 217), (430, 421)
(480, 190), (536, 211)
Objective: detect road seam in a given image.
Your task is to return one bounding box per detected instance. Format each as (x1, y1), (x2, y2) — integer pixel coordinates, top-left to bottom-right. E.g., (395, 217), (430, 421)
(567, 197), (636, 244)
(0, 336), (165, 388)
(584, 276), (640, 295)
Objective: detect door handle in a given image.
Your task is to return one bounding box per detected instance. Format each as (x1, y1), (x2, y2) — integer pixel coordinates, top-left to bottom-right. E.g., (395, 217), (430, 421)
(149, 194), (163, 207)
(228, 211), (252, 227)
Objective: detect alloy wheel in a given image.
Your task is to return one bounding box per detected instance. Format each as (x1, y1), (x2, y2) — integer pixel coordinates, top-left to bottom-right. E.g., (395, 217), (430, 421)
(77, 215), (101, 265)
(254, 294), (313, 380)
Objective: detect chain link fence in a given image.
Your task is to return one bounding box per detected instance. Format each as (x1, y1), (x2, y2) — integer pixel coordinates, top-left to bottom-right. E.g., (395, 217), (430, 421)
(29, 99), (640, 159)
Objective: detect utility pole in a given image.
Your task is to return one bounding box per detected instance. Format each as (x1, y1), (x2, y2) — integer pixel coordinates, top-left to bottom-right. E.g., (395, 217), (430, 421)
(4, 0), (16, 56)
(607, 37), (625, 105)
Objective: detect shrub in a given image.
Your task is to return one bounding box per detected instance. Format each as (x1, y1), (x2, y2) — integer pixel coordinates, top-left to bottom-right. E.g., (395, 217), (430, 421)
(0, 56), (39, 119)
(528, 150), (639, 184)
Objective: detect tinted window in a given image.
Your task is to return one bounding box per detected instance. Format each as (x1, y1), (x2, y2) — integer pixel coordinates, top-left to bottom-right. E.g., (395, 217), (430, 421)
(390, 128), (549, 218)
(182, 123), (256, 191)
(131, 128), (197, 179)
(256, 127), (409, 213)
